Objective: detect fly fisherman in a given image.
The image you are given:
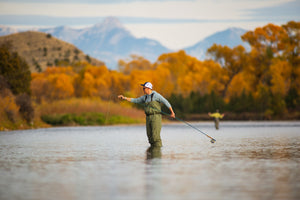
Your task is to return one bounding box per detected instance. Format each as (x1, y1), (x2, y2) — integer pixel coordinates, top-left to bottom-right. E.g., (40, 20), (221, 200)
(118, 82), (175, 147)
(208, 109), (225, 130)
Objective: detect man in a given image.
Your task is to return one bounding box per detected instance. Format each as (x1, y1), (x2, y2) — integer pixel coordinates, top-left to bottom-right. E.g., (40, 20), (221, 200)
(118, 82), (175, 147)
(208, 109), (225, 130)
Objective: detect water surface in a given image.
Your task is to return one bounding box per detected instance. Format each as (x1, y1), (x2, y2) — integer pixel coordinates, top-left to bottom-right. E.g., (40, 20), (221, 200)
(0, 121), (299, 200)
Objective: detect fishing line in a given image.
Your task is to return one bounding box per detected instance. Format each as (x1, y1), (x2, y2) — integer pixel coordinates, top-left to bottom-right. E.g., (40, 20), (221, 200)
(105, 100), (111, 124)
(135, 101), (216, 143)
(105, 90), (113, 124)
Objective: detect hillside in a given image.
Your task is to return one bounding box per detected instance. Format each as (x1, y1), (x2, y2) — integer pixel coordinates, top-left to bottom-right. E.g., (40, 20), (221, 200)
(0, 31), (104, 72)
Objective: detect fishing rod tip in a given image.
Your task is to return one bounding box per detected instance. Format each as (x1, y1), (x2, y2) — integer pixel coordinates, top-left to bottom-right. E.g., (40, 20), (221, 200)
(210, 139), (216, 144)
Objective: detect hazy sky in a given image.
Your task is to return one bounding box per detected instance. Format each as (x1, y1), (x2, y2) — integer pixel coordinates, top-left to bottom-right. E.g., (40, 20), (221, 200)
(0, 0), (299, 49)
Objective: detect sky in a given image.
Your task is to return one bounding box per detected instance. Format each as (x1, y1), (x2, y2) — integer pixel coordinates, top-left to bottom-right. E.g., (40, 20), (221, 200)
(0, 0), (299, 50)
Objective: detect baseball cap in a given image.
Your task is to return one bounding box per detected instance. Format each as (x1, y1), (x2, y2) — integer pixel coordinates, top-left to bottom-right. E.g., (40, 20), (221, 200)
(141, 82), (153, 89)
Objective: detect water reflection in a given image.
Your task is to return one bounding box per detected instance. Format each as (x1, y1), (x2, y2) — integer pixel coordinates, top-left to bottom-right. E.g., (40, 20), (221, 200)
(145, 146), (162, 200)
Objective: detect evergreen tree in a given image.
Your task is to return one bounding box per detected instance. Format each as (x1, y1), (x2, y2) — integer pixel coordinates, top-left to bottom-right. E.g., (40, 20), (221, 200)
(0, 43), (31, 95)
(0, 42), (34, 123)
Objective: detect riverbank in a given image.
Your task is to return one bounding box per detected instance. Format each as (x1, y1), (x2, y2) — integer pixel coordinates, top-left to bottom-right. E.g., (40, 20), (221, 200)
(0, 98), (145, 131)
(1, 97), (299, 131)
(2, 113), (300, 132)
(183, 111), (300, 121)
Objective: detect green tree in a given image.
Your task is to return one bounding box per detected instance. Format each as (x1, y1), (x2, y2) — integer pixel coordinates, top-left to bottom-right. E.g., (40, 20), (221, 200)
(228, 90), (255, 113)
(0, 43), (31, 95)
(0, 42), (34, 123)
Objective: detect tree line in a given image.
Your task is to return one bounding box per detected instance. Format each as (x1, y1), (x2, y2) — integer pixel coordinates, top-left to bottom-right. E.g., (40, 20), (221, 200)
(1, 21), (299, 125)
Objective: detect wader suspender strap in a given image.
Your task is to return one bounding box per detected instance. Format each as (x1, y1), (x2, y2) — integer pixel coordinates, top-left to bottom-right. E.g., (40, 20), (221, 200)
(145, 93), (154, 102)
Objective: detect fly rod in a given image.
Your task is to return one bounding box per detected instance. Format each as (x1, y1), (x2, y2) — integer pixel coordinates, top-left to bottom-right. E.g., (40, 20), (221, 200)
(135, 101), (216, 143)
(160, 109), (216, 143)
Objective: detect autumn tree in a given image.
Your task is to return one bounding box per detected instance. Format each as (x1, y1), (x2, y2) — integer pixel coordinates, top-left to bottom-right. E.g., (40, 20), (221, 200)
(242, 22), (300, 112)
(207, 44), (248, 98)
(74, 65), (128, 100)
(281, 21), (300, 109)
(281, 21), (300, 68)
(242, 24), (282, 89)
(157, 50), (190, 86)
(118, 55), (154, 75)
(31, 67), (75, 102)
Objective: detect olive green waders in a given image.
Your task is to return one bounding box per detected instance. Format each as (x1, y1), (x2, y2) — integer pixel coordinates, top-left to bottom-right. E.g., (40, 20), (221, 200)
(144, 101), (162, 147)
(214, 118), (220, 130)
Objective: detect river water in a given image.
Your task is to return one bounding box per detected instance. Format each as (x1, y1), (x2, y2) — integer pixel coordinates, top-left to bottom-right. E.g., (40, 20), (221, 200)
(0, 121), (299, 200)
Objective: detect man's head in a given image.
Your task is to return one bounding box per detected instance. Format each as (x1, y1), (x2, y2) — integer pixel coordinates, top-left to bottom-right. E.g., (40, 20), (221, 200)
(141, 82), (153, 94)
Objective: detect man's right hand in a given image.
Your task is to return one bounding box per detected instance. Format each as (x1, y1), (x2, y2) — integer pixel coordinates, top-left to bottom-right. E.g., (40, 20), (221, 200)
(118, 95), (125, 100)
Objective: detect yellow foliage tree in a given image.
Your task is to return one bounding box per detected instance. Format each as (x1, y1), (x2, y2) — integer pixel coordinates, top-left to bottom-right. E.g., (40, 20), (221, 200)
(226, 72), (252, 100)
(270, 59), (292, 96)
(31, 73), (48, 103)
(118, 55), (154, 75)
(241, 23), (288, 91)
(151, 65), (174, 97)
(31, 67), (75, 101)
(207, 44), (248, 97)
(47, 73), (74, 100)
(0, 94), (19, 123)
(80, 71), (97, 97)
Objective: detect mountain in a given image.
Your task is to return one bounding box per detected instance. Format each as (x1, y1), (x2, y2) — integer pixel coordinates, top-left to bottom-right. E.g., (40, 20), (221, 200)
(184, 27), (250, 60)
(40, 17), (171, 69)
(0, 19), (251, 70)
(0, 25), (18, 36)
(0, 31), (104, 72)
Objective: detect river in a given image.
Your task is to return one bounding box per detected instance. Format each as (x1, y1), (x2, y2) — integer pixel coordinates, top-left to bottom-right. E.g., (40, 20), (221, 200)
(0, 121), (299, 200)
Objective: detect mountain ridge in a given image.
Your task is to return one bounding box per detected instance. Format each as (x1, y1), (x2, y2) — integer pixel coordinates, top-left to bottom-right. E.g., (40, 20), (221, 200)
(39, 17), (171, 69)
(184, 27), (250, 60)
(0, 17), (250, 69)
(0, 31), (104, 72)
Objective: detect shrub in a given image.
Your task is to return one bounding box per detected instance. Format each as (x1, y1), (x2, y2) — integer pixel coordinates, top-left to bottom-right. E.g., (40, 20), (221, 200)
(0, 95), (19, 123)
(15, 93), (34, 123)
(41, 114), (64, 125)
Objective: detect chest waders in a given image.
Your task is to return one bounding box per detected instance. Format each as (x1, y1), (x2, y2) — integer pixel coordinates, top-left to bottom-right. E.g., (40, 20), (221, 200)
(144, 94), (162, 147)
(214, 118), (219, 130)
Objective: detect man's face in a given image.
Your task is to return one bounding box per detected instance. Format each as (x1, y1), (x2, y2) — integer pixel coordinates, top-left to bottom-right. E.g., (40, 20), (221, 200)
(143, 87), (151, 95)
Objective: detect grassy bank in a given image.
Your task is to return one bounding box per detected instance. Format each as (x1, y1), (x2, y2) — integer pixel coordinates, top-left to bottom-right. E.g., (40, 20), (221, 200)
(1, 98), (145, 131)
(2, 97), (299, 131)
(36, 98), (145, 126)
(41, 112), (141, 126)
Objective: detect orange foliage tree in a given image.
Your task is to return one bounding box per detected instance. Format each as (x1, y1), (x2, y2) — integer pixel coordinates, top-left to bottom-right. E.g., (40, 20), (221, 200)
(31, 67), (75, 102)
(74, 64), (128, 100)
(241, 23), (288, 92)
(207, 44), (248, 98)
(155, 50), (225, 97)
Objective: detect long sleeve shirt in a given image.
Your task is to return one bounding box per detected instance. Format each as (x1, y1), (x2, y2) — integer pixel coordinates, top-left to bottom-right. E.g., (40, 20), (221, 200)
(131, 91), (172, 108)
(209, 113), (224, 119)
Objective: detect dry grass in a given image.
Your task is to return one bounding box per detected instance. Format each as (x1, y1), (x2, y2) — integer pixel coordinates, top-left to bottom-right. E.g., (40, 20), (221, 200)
(35, 98), (145, 122)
